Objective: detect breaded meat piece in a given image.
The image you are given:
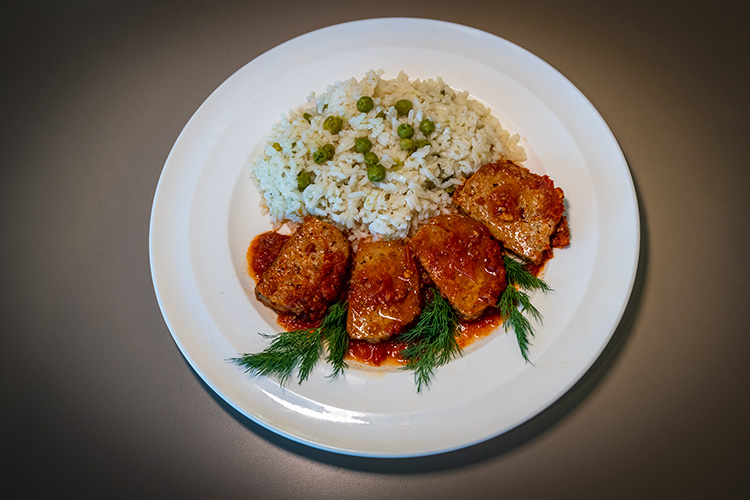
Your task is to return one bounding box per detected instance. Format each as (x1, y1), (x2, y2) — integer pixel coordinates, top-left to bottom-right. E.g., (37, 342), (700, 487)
(255, 216), (350, 320)
(347, 239), (421, 343)
(453, 160), (567, 264)
(409, 214), (506, 320)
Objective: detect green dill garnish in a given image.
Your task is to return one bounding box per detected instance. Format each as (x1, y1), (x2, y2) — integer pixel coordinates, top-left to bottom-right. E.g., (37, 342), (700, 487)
(503, 255), (552, 293)
(498, 255), (552, 362)
(234, 255), (553, 391)
(399, 289), (461, 392)
(231, 300), (348, 386)
(322, 301), (349, 378)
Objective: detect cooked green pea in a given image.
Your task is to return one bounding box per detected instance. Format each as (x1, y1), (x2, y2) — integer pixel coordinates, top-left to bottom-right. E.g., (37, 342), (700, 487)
(397, 123), (414, 139)
(395, 99), (412, 116)
(419, 118), (435, 135)
(356, 96), (374, 113)
(354, 137), (372, 153)
(297, 171), (312, 191)
(363, 151), (379, 165)
(415, 139), (431, 149)
(323, 143), (335, 158)
(272, 142), (282, 151)
(312, 148), (328, 164)
(367, 163), (386, 182)
(375, 110), (387, 119)
(400, 138), (416, 151)
(303, 112), (312, 123)
(323, 115), (343, 134)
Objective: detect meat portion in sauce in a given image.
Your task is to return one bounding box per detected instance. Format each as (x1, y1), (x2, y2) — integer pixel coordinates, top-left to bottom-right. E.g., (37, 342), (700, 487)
(453, 160), (567, 265)
(347, 239), (421, 343)
(409, 213), (506, 320)
(254, 216), (350, 321)
(248, 231), (289, 281)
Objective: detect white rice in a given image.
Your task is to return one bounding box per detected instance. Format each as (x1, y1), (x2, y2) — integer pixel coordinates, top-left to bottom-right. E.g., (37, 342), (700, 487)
(249, 69), (525, 241)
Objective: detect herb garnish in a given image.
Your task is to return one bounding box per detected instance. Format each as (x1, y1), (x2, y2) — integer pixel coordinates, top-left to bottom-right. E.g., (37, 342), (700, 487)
(399, 289), (461, 392)
(234, 256), (552, 391)
(498, 255), (552, 362)
(231, 300), (348, 385)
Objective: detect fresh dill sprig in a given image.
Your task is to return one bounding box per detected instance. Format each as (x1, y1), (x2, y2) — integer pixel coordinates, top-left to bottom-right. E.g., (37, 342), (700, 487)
(503, 255), (553, 293)
(232, 329), (323, 386)
(499, 255), (552, 362)
(399, 289), (461, 392)
(235, 254), (553, 390)
(231, 300), (348, 386)
(322, 301), (349, 378)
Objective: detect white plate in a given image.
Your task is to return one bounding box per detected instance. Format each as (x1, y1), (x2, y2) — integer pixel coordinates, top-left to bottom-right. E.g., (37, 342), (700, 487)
(149, 18), (639, 457)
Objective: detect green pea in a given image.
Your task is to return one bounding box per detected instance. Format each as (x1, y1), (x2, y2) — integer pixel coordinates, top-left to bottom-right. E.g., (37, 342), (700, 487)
(415, 139), (431, 149)
(419, 118), (435, 135)
(323, 115), (343, 134)
(312, 149), (328, 164)
(363, 151), (379, 165)
(397, 123), (414, 139)
(395, 99), (412, 116)
(367, 163), (386, 182)
(303, 112), (312, 123)
(272, 142), (282, 151)
(356, 96), (374, 113)
(375, 110), (387, 119)
(399, 138), (416, 151)
(297, 171), (312, 191)
(354, 137), (372, 154)
(322, 143), (335, 159)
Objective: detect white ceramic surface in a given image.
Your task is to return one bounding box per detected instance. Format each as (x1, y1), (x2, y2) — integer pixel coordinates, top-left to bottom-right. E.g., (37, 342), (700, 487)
(149, 18), (639, 457)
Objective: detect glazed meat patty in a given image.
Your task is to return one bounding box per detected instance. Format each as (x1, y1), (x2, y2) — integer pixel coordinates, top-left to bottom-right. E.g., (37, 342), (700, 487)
(347, 240), (421, 343)
(255, 216), (350, 320)
(453, 160), (567, 264)
(409, 213), (506, 320)
(248, 231), (290, 281)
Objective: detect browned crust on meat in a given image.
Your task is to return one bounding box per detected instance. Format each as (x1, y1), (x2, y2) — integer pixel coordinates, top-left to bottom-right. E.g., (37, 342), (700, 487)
(408, 213), (506, 320)
(346, 239), (421, 343)
(453, 160), (566, 264)
(254, 216), (350, 321)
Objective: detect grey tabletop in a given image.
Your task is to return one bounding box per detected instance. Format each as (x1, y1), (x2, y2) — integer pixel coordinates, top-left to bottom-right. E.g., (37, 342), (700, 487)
(3, 1), (748, 498)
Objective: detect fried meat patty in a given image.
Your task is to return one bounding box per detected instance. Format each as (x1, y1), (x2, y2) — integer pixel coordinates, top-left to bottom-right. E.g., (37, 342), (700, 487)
(409, 213), (506, 320)
(347, 240), (421, 343)
(453, 160), (566, 264)
(254, 216), (350, 320)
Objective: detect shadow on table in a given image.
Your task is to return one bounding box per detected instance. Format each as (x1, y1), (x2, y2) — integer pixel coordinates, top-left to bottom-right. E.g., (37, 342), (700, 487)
(203, 171), (648, 474)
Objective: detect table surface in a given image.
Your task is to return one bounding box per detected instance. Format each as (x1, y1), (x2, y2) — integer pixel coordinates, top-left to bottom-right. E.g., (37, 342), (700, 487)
(3, 1), (748, 498)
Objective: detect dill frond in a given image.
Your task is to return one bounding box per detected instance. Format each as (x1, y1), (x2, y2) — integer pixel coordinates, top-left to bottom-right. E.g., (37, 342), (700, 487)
(232, 328), (323, 386)
(503, 255), (553, 293)
(499, 255), (551, 363)
(400, 290), (461, 392)
(498, 287), (536, 362)
(322, 301), (349, 379)
(231, 300), (348, 386)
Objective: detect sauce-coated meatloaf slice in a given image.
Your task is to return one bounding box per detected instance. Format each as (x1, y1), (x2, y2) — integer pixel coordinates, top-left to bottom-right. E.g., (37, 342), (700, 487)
(409, 214), (506, 320)
(347, 240), (421, 343)
(453, 160), (567, 264)
(254, 216), (350, 320)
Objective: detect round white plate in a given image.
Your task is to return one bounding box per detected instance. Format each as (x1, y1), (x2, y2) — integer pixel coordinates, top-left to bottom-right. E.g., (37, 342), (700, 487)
(150, 18), (639, 457)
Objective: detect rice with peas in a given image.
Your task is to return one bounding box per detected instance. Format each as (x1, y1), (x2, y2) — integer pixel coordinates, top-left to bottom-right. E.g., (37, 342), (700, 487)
(250, 69), (525, 241)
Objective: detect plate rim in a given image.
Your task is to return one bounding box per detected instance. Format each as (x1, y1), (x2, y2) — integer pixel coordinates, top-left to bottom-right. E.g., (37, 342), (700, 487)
(149, 17), (640, 458)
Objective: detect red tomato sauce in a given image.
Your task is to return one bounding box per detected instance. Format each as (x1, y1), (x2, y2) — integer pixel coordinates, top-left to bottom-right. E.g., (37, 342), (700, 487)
(246, 233), (552, 367)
